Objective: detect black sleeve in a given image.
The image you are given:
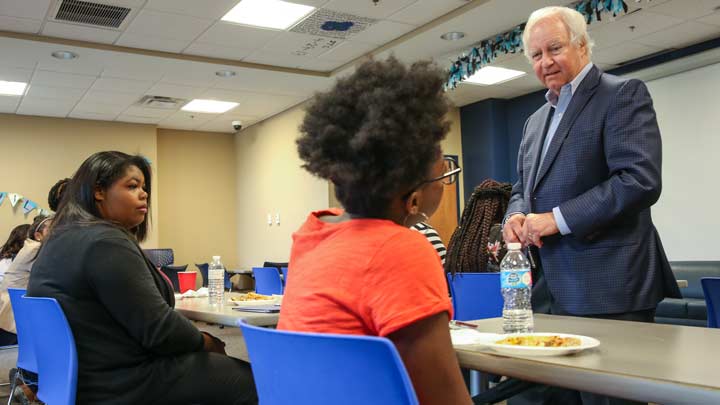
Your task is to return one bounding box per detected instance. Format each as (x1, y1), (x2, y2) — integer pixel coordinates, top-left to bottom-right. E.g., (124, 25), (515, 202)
(84, 235), (204, 355)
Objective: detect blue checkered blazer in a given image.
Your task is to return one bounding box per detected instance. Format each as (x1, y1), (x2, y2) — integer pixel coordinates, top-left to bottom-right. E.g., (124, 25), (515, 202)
(506, 66), (681, 315)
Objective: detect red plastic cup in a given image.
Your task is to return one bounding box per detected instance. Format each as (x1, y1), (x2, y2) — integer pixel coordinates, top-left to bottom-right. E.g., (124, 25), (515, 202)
(177, 271), (197, 293)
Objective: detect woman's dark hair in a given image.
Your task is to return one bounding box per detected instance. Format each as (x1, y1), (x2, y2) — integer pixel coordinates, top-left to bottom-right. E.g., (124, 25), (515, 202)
(297, 56), (450, 218)
(0, 224), (32, 259)
(29, 215), (51, 241)
(445, 179), (512, 275)
(51, 151), (152, 241)
(48, 178), (71, 212)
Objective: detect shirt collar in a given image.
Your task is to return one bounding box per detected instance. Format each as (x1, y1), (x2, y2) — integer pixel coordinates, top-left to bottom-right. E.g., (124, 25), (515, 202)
(545, 62), (594, 106)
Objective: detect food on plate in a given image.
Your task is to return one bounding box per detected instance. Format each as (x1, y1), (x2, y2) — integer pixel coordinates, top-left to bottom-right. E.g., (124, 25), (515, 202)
(230, 292), (273, 302)
(495, 335), (581, 347)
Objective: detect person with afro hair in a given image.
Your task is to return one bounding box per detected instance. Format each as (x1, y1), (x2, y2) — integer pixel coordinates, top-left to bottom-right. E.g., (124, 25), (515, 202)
(278, 56), (471, 405)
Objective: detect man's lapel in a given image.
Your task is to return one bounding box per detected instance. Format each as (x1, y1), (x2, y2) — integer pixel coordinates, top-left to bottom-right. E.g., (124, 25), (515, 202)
(533, 66), (602, 191)
(528, 105), (552, 193)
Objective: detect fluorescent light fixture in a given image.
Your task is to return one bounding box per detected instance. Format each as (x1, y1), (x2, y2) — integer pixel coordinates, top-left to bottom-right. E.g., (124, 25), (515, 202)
(221, 0), (315, 30)
(182, 99), (238, 113)
(0, 80), (27, 96)
(465, 66), (526, 85)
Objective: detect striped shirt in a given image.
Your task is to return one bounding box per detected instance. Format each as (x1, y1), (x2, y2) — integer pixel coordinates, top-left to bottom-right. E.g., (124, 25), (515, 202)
(410, 222), (446, 264)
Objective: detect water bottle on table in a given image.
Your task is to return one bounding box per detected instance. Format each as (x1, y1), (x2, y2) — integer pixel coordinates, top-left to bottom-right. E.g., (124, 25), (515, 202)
(208, 255), (225, 306)
(500, 242), (534, 333)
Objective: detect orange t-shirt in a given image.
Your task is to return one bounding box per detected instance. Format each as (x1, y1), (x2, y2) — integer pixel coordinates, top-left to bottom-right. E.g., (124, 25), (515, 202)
(278, 208), (452, 337)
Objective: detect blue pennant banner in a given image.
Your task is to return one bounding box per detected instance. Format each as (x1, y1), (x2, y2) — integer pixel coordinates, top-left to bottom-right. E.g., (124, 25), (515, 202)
(0, 192), (5, 206)
(22, 199), (38, 215)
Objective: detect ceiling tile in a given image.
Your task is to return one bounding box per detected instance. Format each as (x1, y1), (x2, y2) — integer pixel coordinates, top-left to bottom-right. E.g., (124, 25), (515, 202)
(25, 84), (86, 101)
(198, 88), (248, 103)
(146, 83), (205, 99)
(32, 71), (97, 89)
(160, 62), (222, 87)
(41, 21), (121, 44)
(588, 10), (684, 49)
(261, 32), (343, 57)
(317, 40), (375, 61)
(116, 34), (191, 53)
(387, 0), (467, 25)
(144, 0), (239, 19)
(194, 21), (281, 48)
(697, 11), (720, 26)
(116, 114), (164, 124)
(296, 58), (344, 71)
(73, 101), (128, 115)
(123, 9), (214, 41)
(593, 41), (664, 65)
(216, 68), (332, 95)
(0, 96), (20, 113)
(91, 77), (153, 95)
(123, 105), (176, 118)
(82, 90), (140, 106)
(645, 0), (720, 20)
(17, 96), (75, 117)
(324, 0), (418, 19)
(159, 110), (215, 130)
(0, 0), (52, 20)
(243, 50), (312, 68)
(633, 21), (720, 49)
(344, 19), (415, 45)
(183, 42), (254, 61)
(0, 66), (33, 82)
(68, 111), (119, 122)
(0, 16), (42, 34)
(237, 92), (306, 116)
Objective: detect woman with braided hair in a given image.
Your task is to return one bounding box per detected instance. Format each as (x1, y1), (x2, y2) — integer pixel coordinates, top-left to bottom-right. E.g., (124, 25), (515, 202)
(445, 179), (512, 275)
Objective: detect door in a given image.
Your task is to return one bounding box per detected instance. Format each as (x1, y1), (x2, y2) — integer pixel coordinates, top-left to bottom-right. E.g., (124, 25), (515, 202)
(428, 155), (460, 245)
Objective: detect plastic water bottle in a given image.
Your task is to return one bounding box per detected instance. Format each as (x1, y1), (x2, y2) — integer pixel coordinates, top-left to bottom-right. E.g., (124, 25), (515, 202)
(500, 243), (534, 333)
(208, 256), (225, 306)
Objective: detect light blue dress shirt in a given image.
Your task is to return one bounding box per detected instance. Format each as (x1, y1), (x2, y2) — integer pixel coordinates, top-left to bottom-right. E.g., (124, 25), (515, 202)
(544, 62), (594, 235)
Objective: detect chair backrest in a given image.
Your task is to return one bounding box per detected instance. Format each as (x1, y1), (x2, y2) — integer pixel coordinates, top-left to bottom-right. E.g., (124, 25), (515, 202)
(143, 248), (175, 267)
(447, 272), (503, 321)
(23, 296), (78, 405)
(160, 264), (187, 292)
(195, 263), (209, 288)
(240, 322), (418, 405)
(281, 267), (288, 286)
(262, 261), (288, 270)
(701, 277), (720, 328)
(252, 267), (284, 295)
(7, 288), (37, 373)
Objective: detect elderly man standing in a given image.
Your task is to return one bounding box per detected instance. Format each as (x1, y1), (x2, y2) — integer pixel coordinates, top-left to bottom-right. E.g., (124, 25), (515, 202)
(503, 6), (681, 404)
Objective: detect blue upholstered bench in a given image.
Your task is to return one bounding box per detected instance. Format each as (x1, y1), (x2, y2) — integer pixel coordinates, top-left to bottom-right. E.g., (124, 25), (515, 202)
(655, 261), (720, 327)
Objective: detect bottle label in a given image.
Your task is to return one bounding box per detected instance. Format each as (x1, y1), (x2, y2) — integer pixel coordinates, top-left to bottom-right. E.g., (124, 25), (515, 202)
(501, 268), (532, 289)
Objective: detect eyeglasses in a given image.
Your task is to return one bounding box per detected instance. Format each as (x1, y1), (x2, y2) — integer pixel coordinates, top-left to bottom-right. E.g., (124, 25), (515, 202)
(404, 157), (462, 198)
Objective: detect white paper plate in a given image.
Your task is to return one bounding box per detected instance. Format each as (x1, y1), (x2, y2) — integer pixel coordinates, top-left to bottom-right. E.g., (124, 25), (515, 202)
(230, 298), (277, 306)
(485, 333), (600, 357)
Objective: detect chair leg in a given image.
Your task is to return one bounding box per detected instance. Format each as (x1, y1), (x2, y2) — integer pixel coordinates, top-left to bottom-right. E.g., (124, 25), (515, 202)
(6, 368), (18, 405)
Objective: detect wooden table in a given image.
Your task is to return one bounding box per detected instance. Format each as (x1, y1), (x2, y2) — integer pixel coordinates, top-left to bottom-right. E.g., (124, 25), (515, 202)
(455, 314), (720, 404)
(174, 294), (279, 327)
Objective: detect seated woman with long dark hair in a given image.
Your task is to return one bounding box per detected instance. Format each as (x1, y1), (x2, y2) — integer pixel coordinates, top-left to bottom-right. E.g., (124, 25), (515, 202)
(28, 151), (257, 404)
(278, 57), (471, 405)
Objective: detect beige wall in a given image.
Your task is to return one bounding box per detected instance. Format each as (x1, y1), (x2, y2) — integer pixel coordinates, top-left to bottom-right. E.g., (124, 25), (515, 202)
(156, 129), (238, 269)
(235, 103), (329, 268)
(0, 114), (158, 247)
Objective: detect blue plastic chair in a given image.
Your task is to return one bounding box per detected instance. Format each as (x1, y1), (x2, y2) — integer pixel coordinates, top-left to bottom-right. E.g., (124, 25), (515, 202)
(447, 272), (503, 321)
(160, 264), (187, 292)
(701, 277), (720, 328)
(7, 288), (37, 405)
(195, 263), (209, 288)
(240, 322), (418, 405)
(281, 267), (288, 286)
(252, 267), (284, 295)
(23, 296), (78, 405)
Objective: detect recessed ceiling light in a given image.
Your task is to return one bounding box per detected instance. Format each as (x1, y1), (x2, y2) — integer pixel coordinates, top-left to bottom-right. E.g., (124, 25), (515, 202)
(0, 80), (27, 96)
(216, 70), (237, 78)
(221, 0), (315, 30)
(441, 31), (465, 41)
(464, 66), (526, 85)
(182, 99), (239, 114)
(51, 50), (78, 60)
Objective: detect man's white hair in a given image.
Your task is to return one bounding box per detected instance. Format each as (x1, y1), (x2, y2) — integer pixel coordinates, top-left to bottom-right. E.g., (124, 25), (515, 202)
(522, 6), (594, 59)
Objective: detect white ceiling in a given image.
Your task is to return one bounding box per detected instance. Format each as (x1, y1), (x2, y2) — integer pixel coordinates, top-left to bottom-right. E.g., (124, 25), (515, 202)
(0, 0), (718, 132)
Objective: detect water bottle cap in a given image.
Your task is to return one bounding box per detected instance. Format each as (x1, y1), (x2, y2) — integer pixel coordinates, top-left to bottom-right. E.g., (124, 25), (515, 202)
(212, 255), (221, 261)
(507, 242), (521, 250)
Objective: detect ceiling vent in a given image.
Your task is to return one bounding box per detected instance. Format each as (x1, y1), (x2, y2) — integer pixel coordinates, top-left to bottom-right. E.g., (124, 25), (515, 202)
(53, 0), (132, 29)
(136, 96), (186, 109)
